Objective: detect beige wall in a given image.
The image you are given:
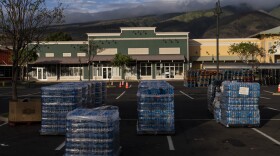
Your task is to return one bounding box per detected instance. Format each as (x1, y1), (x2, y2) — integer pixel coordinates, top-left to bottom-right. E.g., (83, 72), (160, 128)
(190, 38), (260, 58)
(189, 37), (280, 68)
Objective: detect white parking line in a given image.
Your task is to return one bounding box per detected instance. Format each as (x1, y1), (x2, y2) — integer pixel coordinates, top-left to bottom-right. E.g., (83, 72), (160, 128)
(129, 85), (132, 88)
(55, 141), (65, 151)
(252, 128), (280, 146)
(263, 90), (274, 94)
(116, 91), (126, 100)
(260, 96), (271, 100)
(0, 122), (7, 127)
(167, 136), (175, 150)
(180, 91), (194, 100)
(264, 107), (279, 111)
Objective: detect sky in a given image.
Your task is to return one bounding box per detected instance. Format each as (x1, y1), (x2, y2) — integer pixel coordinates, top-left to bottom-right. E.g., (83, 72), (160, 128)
(46, 0), (280, 23)
(47, 0), (280, 14)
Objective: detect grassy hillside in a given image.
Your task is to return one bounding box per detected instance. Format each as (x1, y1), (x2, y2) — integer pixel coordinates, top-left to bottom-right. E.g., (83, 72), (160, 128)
(203, 10), (280, 38)
(48, 5), (280, 40)
(270, 5), (280, 19)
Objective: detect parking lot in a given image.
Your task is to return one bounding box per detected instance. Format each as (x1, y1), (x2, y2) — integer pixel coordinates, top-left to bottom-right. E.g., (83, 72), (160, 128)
(0, 81), (279, 156)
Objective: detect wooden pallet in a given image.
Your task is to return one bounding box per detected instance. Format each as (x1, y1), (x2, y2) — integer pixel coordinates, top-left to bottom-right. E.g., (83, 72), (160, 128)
(220, 123), (260, 128)
(137, 130), (175, 135)
(8, 121), (41, 126)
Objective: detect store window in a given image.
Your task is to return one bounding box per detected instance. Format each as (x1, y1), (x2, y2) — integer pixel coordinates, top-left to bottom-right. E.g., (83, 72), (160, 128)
(140, 62), (152, 76)
(46, 65), (57, 77)
(61, 65), (80, 76)
(156, 62), (183, 76)
(93, 64), (102, 76)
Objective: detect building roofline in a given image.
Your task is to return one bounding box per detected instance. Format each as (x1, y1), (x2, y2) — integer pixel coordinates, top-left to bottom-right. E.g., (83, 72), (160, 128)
(31, 41), (88, 45)
(87, 33), (121, 37)
(156, 32), (189, 36)
(120, 27), (156, 32)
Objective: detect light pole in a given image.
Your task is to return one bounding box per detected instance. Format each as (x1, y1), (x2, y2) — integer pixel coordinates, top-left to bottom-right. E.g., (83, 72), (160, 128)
(214, 0), (222, 79)
(79, 56), (82, 81)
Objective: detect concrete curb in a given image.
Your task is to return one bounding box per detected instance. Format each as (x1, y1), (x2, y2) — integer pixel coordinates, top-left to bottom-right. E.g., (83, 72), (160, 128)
(0, 116), (8, 123)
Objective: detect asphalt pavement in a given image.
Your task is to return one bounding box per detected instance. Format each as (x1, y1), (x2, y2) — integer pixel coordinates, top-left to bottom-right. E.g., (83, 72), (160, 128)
(0, 81), (279, 156)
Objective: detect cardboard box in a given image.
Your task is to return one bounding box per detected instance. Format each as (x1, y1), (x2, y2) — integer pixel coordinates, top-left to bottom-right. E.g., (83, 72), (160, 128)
(9, 98), (41, 122)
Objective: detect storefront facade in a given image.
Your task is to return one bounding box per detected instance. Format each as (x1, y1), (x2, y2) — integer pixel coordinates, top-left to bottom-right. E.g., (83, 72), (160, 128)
(30, 27), (189, 81)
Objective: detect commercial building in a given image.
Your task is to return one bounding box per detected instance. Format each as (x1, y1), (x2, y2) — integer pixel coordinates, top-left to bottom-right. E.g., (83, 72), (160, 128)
(29, 26), (280, 81)
(30, 27), (189, 81)
(0, 48), (12, 80)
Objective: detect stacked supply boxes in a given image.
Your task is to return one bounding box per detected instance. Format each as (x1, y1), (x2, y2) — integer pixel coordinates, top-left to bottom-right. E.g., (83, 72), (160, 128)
(93, 81), (103, 107)
(102, 81), (107, 105)
(217, 81), (260, 127)
(41, 83), (86, 135)
(207, 80), (222, 113)
(88, 81), (106, 108)
(137, 81), (175, 134)
(65, 106), (120, 156)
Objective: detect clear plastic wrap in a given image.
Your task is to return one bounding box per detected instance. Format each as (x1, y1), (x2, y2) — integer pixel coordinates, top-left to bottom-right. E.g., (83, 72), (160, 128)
(137, 80), (175, 134)
(65, 106), (120, 156)
(216, 81), (260, 127)
(41, 81), (108, 135)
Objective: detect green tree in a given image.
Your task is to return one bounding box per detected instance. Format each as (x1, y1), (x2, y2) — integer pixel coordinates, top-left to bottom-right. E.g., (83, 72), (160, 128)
(45, 32), (72, 41)
(228, 42), (265, 64)
(268, 40), (280, 54)
(112, 53), (133, 80)
(79, 40), (104, 81)
(0, 0), (64, 100)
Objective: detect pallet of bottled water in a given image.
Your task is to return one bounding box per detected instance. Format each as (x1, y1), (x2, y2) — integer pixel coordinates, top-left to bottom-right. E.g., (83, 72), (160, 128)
(217, 81), (260, 127)
(65, 106), (120, 156)
(137, 81), (175, 134)
(40, 82), (90, 135)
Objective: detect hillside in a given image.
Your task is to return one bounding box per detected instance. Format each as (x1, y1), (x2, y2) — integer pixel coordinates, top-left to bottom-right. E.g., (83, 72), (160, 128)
(270, 5), (280, 19)
(48, 5), (280, 40)
(48, 13), (184, 40)
(203, 10), (280, 38)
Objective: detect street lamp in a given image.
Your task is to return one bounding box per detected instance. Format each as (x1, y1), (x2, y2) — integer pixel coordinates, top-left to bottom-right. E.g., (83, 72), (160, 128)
(214, 0), (222, 79)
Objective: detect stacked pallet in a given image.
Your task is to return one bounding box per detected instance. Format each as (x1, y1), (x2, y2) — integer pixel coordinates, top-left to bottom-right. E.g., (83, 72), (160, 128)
(40, 81), (107, 135)
(216, 81), (260, 127)
(207, 80), (222, 113)
(65, 106), (120, 156)
(137, 81), (175, 134)
(198, 70), (211, 87)
(40, 82), (88, 135)
(101, 81), (107, 105)
(184, 70), (198, 87)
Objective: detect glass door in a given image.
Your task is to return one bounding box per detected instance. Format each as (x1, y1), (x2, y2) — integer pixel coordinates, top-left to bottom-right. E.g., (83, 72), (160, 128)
(164, 66), (175, 78)
(37, 68), (47, 80)
(165, 66), (170, 78)
(170, 66), (175, 78)
(102, 67), (112, 79)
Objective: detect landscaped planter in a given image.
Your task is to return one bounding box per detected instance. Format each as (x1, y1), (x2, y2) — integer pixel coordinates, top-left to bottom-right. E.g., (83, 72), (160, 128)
(9, 98), (41, 123)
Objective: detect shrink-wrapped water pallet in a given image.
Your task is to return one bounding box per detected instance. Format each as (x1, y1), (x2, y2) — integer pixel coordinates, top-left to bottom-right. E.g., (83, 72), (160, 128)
(137, 81), (175, 134)
(65, 106), (120, 156)
(216, 81), (260, 127)
(40, 82), (91, 135)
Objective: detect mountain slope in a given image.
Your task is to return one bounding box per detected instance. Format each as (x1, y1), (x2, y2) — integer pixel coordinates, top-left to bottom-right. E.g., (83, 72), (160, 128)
(270, 5), (280, 19)
(49, 5), (280, 40)
(203, 10), (280, 38)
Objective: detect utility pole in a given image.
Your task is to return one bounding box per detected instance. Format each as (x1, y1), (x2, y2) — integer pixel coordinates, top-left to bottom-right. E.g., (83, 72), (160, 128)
(79, 56), (82, 81)
(214, 0), (222, 79)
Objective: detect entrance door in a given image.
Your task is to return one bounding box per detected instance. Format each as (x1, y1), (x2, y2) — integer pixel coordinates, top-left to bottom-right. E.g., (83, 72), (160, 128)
(37, 68), (47, 80)
(102, 67), (112, 79)
(170, 66), (175, 78)
(165, 66), (175, 78)
(165, 66), (170, 78)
